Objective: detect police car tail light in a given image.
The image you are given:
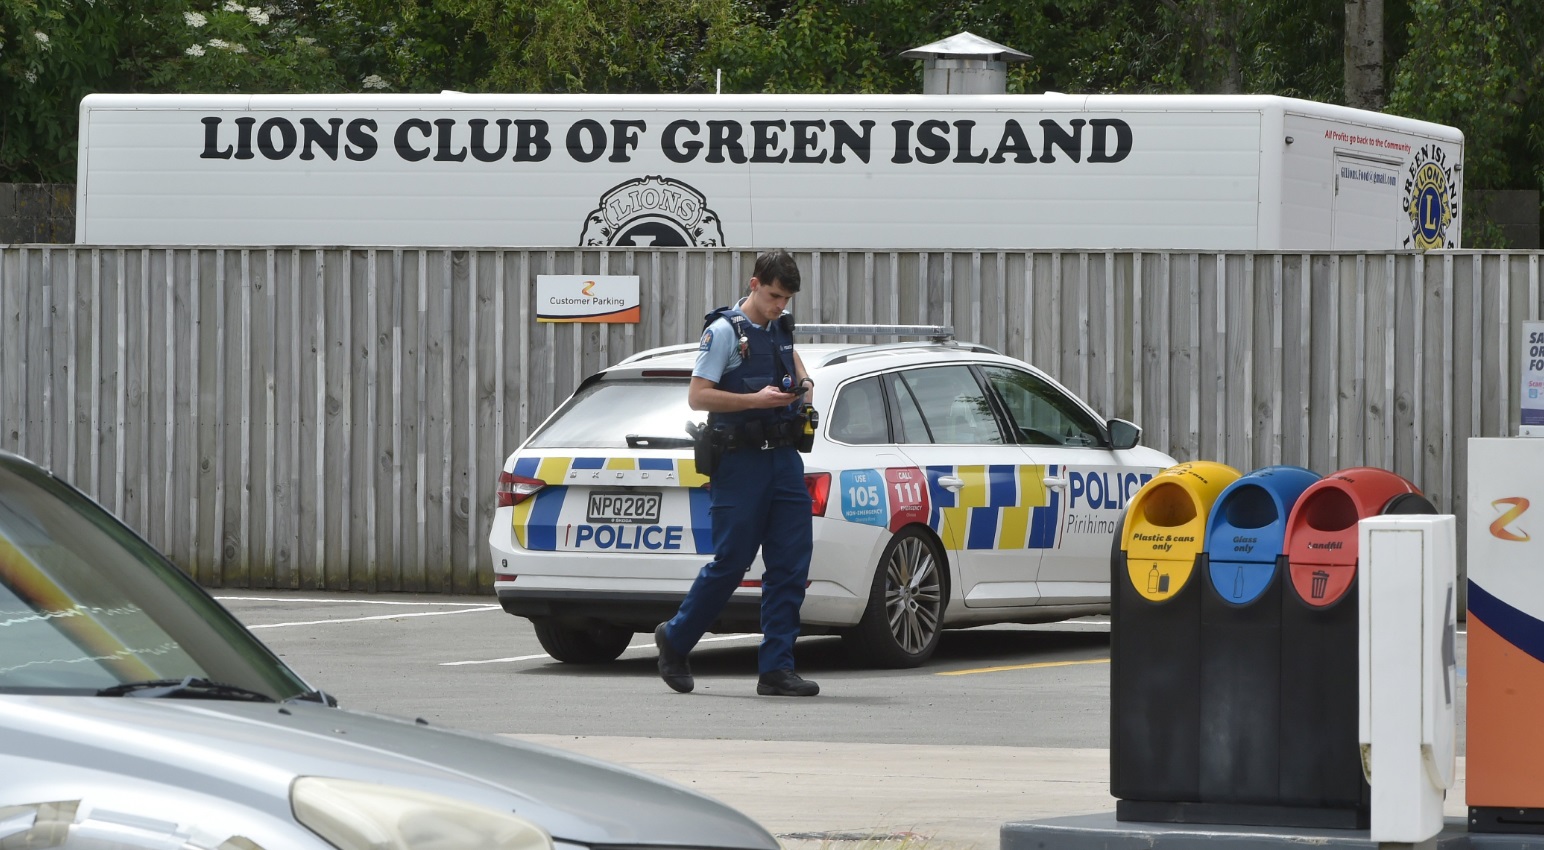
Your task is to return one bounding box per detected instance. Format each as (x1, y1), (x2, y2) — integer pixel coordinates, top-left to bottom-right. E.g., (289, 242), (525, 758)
(805, 473), (831, 516)
(496, 471), (546, 507)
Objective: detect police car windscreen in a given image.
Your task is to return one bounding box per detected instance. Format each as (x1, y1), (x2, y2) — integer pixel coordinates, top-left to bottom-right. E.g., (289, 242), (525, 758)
(528, 378), (701, 449)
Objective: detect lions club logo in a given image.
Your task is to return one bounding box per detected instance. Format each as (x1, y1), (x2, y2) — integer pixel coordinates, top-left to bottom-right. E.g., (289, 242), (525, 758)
(580, 176), (725, 247)
(1403, 145), (1459, 250)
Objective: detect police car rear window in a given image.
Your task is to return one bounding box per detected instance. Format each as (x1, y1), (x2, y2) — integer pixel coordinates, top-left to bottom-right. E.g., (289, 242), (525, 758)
(527, 378), (701, 449)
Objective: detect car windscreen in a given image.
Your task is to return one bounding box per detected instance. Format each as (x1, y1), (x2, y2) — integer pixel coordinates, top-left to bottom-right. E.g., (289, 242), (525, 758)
(528, 377), (703, 449)
(0, 460), (311, 699)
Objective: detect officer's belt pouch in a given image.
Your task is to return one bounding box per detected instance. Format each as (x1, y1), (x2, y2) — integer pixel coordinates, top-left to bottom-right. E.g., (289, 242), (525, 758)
(686, 421), (718, 478)
(797, 406), (818, 453)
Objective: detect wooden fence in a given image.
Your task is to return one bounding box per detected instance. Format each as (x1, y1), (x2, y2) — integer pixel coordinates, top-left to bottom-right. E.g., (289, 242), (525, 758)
(1, 246), (1538, 592)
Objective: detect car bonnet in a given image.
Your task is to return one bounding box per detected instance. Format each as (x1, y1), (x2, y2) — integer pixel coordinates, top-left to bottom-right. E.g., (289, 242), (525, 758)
(0, 695), (779, 850)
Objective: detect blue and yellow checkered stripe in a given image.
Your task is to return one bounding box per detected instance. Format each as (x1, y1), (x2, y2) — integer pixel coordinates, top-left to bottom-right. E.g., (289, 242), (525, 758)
(510, 455), (712, 553)
(926, 463), (1063, 551)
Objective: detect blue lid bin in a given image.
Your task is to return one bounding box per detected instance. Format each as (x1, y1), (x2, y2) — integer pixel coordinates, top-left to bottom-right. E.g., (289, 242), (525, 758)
(1196, 465), (1319, 812)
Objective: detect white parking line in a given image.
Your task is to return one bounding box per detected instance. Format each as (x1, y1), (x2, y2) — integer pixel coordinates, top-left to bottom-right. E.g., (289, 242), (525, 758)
(440, 632), (763, 666)
(243, 606), (502, 629)
(215, 596), (494, 607)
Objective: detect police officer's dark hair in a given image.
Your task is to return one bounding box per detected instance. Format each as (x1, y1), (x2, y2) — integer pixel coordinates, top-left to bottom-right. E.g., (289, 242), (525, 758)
(753, 249), (801, 293)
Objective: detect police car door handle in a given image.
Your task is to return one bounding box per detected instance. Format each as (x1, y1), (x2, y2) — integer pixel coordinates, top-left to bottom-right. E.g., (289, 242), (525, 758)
(1043, 476), (1068, 491)
(937, 476), (964, 493)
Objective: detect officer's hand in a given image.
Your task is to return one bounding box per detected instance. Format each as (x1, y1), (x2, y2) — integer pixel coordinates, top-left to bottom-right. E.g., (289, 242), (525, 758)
(751, 386), (798, 408)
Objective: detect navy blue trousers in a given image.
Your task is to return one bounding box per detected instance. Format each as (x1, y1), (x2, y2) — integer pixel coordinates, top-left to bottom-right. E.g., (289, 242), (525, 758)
(664, 444), (812, 674)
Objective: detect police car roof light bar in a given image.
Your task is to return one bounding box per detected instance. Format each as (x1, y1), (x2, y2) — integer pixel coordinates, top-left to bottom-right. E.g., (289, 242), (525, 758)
(795, 324), (955, 343)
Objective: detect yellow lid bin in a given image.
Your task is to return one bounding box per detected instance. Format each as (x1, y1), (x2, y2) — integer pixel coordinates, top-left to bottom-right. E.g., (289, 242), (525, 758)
(1122, 462), (1242, 603)
(1111, 460), (1244, 810)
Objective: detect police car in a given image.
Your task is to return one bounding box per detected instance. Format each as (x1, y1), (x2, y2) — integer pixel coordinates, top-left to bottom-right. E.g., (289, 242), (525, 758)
(489, 324), (1177, 668)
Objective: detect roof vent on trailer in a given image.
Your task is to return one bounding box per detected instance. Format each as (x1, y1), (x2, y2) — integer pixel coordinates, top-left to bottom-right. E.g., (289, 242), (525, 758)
(900, 32), (1031, 95)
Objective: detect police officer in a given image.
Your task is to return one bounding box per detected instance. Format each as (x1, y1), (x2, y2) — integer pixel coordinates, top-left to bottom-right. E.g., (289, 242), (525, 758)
(655, 249), (819, 697)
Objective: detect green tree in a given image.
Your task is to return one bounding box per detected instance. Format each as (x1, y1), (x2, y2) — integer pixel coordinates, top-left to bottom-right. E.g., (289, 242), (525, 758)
(0, 0), (174, 181)
(1149, 0), (1344, 99)
(1388, 0), (1543, 246)
(145, 1), (349, 93)
(408, 0), (753, 94)
(0, 0), (404, 181)
(713, 0), (1345, 99)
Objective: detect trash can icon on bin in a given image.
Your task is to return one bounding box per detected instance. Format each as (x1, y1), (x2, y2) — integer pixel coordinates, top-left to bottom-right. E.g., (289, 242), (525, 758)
(1197, 465), (1320, 814)
(1277, 466), (1435, 825)
(1310, 569), (1330, 599)
(1112, 460), (1241, 813)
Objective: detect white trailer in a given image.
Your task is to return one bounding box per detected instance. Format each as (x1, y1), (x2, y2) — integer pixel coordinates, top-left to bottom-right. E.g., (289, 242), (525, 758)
(74, 92), (1463, 250)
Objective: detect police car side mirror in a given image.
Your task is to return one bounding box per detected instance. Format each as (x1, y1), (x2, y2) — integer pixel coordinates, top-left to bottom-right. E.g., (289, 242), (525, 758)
(1107, 418), (1141, 450)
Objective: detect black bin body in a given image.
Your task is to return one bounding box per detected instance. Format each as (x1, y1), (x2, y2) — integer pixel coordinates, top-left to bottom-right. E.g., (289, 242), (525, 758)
(1198, 465), (1319, 806)
(1278, 466), (1434, 822)
(1111, 462), (1239, 809)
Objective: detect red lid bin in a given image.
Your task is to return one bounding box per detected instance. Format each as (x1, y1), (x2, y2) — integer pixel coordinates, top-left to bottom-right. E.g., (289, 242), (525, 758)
(1282, 467), (1430, 607)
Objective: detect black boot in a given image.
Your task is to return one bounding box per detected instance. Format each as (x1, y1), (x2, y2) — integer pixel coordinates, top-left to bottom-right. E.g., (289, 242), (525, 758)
(654, 623), (693, 693)
(756, 669), (819, 696)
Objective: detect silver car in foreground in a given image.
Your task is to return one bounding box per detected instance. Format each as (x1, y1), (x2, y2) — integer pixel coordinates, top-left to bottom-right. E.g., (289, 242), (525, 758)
(0, 450), (778, 850)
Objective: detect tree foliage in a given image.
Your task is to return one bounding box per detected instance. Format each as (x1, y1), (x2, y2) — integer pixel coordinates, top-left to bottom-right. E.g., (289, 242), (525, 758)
(0, 0), (168, 181)
(3, 0), (1542, 246)
(1388, 0), (1542, 191)
(146, 2), (349, 93)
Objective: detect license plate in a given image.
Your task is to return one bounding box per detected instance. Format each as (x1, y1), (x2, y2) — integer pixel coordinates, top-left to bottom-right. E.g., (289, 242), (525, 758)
(587, 491), (662, 524)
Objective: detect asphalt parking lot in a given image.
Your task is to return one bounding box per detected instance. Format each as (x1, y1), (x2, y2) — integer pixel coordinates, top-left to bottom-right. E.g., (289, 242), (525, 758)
(218, 590), (1118, 746)
(217, 591), (1470, 850)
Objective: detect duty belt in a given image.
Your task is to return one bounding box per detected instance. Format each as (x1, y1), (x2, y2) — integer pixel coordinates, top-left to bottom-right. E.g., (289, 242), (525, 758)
(712, 420), (802, 451)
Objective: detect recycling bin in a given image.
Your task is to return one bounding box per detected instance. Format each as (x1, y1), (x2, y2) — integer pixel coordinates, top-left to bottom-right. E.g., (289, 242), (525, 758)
(1111, 461), (1240, 812)
(1278, 466), (1434, 824)
(1197, 465), (1320, 809)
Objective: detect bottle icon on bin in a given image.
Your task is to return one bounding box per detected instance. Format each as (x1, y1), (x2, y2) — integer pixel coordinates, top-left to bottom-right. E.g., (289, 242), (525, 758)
(1146, 565), (1170, 595)
(1311, 569), (1329, 599)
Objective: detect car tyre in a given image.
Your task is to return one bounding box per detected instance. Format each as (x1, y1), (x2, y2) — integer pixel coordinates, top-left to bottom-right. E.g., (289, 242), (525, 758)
(842, 526), (946, 668)
(532, 620), (633, 664)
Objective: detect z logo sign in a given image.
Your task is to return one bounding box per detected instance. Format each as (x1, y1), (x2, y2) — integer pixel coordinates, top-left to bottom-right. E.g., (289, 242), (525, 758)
(1490, 497), (1531, 542)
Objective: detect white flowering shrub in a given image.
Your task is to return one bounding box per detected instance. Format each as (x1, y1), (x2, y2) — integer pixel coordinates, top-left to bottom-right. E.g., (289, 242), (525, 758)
(0, 0), (746, 181)
(145, 1), (391, 97)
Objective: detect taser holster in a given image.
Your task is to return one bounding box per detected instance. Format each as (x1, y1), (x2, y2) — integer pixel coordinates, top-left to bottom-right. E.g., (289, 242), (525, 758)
(686, 421), (719, 478)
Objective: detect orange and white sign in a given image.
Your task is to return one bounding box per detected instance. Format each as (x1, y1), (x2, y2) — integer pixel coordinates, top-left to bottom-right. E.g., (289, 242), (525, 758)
(1467, 438), (1544, 809)
(536, 275), (640, 323)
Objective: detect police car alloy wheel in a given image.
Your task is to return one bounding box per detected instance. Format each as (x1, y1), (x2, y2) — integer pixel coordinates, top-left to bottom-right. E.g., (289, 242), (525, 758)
(842, 527), (947, 668)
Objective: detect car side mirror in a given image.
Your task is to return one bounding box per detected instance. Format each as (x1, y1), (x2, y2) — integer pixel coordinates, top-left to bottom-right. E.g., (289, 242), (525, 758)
(1107, 418), (1141, 450)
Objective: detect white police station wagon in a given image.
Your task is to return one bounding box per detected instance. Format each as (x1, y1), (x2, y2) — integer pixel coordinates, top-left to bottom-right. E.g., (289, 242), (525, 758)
(489, 325), (1177, 668)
